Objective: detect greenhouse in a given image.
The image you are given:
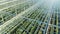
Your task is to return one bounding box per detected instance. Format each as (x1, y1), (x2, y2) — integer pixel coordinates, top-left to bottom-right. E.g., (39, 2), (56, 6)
(0, 0), (60, 34)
